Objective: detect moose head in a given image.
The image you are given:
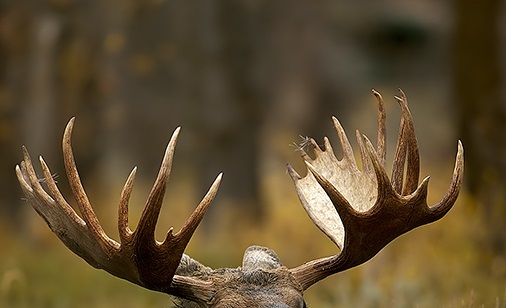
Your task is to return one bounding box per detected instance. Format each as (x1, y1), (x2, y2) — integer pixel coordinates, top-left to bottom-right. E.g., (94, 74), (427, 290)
(16, 90), (463, 307)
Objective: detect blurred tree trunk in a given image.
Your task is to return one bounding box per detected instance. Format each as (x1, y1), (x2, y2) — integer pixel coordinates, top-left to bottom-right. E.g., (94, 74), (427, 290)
(193, 1), (264, 220)
(453, 0), (506, 254)
(0, 4), (35, 225)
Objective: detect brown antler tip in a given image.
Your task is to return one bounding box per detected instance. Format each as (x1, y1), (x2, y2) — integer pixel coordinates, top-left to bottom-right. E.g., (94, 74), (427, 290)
(453, 140), (465, 185)
(216, 172), (223, 181)
(394, 88), (408, 103)
(456, 141), (464, 170)
(66, 117), (76, 130)
(21, 145), (30, 159)
(63, 118), (77, 150)
(411, 175), (430, 204)
(372, 88), (381, 97)
(286, 164), (302, 181)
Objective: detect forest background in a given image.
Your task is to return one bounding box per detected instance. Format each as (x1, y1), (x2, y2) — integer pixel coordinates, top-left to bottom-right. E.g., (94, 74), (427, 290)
(1, 0), (505, 307)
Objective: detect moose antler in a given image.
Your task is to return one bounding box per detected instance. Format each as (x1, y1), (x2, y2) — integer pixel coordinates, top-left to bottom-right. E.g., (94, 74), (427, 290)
(17, 90), (464, 307)
(288, 89), (464, 290)
(16, 118), (221, 302)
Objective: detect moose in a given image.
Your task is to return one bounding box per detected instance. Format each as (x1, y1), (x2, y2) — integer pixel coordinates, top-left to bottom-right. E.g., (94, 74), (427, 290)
(16, 90), (463, 307)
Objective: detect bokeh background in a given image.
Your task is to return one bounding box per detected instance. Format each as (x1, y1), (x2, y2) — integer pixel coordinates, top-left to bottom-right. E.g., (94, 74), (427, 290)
(1, 0), (506, 307)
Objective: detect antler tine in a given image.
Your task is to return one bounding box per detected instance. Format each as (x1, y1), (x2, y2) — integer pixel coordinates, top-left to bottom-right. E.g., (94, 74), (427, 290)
(395, 89), (420, 195)
(425, 140), (464, 221)
(362, 135), (396, 203)
(356, 129), (372, 174)
(118, 166), (137, 245)
(331, 117), (357, 169)
(63, 118), (118, 251)
(391, 89), (420, 195)
(175, 172), (222, 246)
(134, 126), (181, 244)
(390, 115), (407, 194)
(372, 89), (386, 166)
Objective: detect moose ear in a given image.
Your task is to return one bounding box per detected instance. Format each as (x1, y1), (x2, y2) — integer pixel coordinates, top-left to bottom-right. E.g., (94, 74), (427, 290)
(242, 246), (283, 270)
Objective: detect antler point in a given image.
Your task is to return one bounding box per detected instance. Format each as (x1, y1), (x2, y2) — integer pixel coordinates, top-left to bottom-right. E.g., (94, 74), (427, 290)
(287, 163), (302, 180)
(67, 117), (76, 128)
(457, 140), (464, 151)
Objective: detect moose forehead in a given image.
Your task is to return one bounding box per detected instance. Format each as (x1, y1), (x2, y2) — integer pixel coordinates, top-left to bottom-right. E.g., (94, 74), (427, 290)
(210, 267), (306, 308)
(174, 246), (306, 307)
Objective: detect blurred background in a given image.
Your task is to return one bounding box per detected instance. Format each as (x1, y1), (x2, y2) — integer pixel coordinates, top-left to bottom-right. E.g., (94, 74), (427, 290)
(1, 0), (505, 307)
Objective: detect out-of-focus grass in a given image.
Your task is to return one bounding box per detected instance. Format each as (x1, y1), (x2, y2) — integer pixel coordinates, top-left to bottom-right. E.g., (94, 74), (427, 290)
(2, 163), (505, 307)
(0, 228), (168, 307)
